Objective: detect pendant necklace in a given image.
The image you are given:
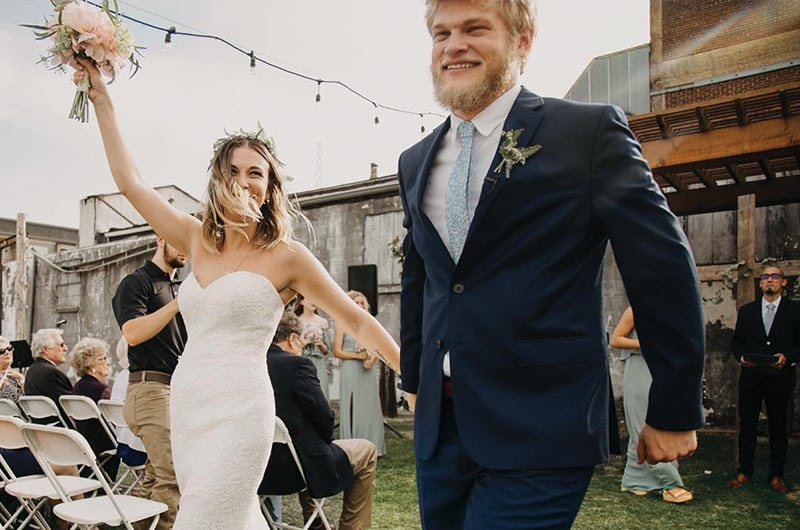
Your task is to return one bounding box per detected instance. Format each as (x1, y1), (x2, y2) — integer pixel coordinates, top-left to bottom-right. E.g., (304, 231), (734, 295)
(220, 246), (255, 274)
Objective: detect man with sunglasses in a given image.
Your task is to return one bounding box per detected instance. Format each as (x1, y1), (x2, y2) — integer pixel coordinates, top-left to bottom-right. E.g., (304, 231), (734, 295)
(729, 265), (800, 493)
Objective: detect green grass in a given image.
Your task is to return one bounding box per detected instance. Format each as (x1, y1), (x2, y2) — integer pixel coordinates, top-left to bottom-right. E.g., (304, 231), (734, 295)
(275, 414), (800, 529)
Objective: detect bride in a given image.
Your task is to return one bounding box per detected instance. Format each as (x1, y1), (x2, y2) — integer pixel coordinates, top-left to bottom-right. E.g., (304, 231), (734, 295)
(78, 58), (400, 529)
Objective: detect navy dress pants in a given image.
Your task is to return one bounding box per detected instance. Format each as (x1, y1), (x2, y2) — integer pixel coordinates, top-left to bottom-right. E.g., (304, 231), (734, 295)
(416, 399), (594, 530)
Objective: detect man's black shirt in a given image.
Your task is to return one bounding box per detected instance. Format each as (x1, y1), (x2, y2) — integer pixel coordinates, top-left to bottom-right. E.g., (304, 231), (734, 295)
(112, 260), (186, 374)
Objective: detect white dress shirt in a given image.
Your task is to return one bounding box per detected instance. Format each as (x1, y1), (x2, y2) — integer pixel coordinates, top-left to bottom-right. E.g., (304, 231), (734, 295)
(421, 85), (522, 377)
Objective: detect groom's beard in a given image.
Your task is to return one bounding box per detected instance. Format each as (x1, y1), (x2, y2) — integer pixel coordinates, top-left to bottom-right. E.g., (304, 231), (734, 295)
(432, 47), (518, 116)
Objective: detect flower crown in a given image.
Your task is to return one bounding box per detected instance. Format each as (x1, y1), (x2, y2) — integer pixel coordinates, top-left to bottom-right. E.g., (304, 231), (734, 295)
(211, 125), (283, 167)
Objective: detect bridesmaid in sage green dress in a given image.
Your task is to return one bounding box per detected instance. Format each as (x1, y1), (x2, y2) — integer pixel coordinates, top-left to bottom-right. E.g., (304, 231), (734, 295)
(294, 295), (331, 400)
(611, 306), (693, 504)
(333, 291), (385, 456)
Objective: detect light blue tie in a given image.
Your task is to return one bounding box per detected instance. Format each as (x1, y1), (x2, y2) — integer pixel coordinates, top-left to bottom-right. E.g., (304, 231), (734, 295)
(445, 121), (475, 262)
(764, 303), (776, 334)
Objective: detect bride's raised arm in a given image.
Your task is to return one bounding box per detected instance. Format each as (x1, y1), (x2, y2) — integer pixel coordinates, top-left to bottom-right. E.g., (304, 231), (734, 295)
(79, 58), (199, 256)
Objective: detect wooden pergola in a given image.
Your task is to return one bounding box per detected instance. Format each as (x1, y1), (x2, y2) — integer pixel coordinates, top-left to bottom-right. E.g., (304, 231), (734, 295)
(628, 83), (800, 306)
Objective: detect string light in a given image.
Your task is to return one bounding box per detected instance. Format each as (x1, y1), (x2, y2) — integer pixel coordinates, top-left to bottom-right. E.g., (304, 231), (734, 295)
(373, 103), (380, 125)
(419, 113), (426, 134)
(164, 26), (175, 47)
(84, 0), (444, 127)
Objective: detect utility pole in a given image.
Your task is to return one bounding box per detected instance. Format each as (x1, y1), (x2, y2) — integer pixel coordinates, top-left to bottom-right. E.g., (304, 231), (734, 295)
(14, 213), (28, 340)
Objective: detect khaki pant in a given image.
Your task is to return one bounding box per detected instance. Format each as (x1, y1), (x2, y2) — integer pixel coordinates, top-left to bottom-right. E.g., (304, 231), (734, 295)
(301, 439), (377, 530)
(124, 381), (178, 529)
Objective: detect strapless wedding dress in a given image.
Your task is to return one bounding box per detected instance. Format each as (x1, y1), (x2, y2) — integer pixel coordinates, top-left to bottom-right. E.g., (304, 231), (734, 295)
(172, 271), (283, 529)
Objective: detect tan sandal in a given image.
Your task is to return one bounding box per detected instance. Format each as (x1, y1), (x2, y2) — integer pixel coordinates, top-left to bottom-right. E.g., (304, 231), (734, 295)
(621, 487), (650, 496)
(662, 487), (693, 504)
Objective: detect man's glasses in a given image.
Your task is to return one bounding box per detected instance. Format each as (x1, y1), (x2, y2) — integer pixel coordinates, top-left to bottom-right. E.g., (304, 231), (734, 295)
(0, 346), (13, 354)
(760, 273), (784, 280)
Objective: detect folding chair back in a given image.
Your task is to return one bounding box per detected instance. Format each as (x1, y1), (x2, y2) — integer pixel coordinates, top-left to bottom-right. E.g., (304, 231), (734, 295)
(21, 423), (166, 530)
(0, 415), (27, 451)
(59, 395), (117, 446)
(97, 399), (146, 493)
(260, 418), (332, 530)
(18, 395), (68, 427)
(0, 416), (100, 530)
(0, 399), (25, 420)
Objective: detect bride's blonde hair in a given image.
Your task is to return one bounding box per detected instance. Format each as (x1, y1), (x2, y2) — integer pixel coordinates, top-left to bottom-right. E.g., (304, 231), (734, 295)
(200, 127), (301, 253)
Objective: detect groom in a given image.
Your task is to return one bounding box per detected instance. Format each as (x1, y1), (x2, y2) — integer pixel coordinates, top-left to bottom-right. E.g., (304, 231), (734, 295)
(397, 0), (706, 527)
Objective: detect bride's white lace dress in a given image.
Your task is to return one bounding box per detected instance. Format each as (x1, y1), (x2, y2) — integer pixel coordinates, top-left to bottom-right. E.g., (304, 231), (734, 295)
(171, 271), (283, 529)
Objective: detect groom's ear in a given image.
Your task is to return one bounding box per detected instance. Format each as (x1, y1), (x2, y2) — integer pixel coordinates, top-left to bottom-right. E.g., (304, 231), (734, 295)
(515, 29), (534, 72)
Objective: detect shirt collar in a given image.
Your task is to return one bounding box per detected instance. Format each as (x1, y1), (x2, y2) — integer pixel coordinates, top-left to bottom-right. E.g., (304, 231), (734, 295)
(450, 84), (522, 142)
(144, 260), (173, 281)
(763, 296), (782, 309)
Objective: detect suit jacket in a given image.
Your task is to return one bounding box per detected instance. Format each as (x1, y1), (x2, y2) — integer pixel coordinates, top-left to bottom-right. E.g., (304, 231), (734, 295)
(259, 345), (353, 498)
(398, 88), (706, 470)
(23, 357), (73, 423)
(731, 297), (800, 375)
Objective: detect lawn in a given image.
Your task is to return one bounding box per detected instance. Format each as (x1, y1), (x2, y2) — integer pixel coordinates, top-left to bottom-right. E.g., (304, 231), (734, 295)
(275, 412), (800, 529)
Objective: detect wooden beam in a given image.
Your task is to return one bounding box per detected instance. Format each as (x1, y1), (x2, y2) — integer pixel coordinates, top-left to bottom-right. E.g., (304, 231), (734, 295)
(736, 195), (756, 308)
(664, 174), (800, 216)
(724, 163), (743, 184)
(692, 168), (716, 188)
(643, 115), (800, 170)
(660, 171), (685, 192)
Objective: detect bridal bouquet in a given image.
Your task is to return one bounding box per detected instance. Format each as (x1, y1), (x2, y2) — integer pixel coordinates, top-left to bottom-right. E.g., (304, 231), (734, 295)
(23, 0), (141, 122)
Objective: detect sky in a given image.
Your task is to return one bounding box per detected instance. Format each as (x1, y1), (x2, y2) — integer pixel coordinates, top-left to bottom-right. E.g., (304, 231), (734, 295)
(1, 0), (650, 228)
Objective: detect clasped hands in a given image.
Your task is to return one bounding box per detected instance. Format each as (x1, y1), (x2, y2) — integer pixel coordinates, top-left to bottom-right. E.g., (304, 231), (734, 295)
(739, 352), (786, 369)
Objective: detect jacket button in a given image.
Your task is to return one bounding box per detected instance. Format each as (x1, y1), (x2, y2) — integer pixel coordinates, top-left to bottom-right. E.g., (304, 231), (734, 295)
(453, 283), (464, 294)
(436, 339), (443, 349)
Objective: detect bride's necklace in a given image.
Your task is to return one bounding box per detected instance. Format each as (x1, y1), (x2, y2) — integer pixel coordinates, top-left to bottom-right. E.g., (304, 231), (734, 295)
(220, 246), (256, 274)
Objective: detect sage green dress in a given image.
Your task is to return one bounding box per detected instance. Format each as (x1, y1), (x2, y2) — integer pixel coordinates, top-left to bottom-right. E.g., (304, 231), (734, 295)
(621, 330), (684, 491)
(338, 332), (385, 456)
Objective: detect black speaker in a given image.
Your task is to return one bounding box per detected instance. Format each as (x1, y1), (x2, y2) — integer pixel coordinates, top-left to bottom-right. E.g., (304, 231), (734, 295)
(347, 264), (378, 315)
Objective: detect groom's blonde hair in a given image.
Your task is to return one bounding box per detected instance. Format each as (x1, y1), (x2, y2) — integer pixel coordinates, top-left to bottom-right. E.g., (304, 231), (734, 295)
(425, 0), (537, 41)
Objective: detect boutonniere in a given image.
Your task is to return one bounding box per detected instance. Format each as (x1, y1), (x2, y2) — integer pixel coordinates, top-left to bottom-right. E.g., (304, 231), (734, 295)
(492, 129), (542, 179)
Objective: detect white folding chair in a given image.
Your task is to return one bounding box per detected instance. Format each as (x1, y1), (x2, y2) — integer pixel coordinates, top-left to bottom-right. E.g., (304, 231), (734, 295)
(0, 416), (100, 530)
(97, 399), (146, 494)
(259, 417), (333, 530)
(58, 396), (124, 490)
(0, 398), (26, 420)
(18, 396), (68, 428)
(21, 423), (167, 530)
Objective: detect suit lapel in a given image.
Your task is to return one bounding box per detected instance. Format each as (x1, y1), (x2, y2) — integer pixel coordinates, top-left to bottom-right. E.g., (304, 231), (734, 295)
(466, 88), (545, 243)
(413, 119), (454, 260)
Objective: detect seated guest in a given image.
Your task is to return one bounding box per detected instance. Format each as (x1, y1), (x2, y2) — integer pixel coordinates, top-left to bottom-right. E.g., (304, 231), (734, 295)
(260, 312), (378, 530)
(109, 337), (147, 467)
(24, 328), (72, 425)
(0, 335), (24, 402)
(0, 335), (78, 527)
(70, 337), (120, 480)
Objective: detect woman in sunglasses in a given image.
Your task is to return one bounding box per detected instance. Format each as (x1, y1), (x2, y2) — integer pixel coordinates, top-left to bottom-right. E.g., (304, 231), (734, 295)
(0, 336), (24, 402)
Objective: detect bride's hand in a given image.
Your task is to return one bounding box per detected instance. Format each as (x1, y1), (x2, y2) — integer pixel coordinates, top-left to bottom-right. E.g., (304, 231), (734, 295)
(74, 57), (111, 105)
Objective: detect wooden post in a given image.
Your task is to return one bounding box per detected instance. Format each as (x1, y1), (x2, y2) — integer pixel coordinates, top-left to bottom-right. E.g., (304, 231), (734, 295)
(733, 194), (756, 471)
(14, 213), (28, 341)
(736, 194), (756, 308)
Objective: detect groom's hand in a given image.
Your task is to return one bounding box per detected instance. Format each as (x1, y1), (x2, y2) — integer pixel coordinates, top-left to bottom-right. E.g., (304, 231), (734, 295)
(637, 423), (697, 464)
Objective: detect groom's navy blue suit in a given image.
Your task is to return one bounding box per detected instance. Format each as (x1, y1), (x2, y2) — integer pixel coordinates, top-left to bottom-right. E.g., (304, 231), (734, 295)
(398, 88), (705, 526)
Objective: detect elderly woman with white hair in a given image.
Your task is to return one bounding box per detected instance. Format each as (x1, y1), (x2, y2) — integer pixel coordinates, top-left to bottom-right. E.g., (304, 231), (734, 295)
(69, 337), (120, 480)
